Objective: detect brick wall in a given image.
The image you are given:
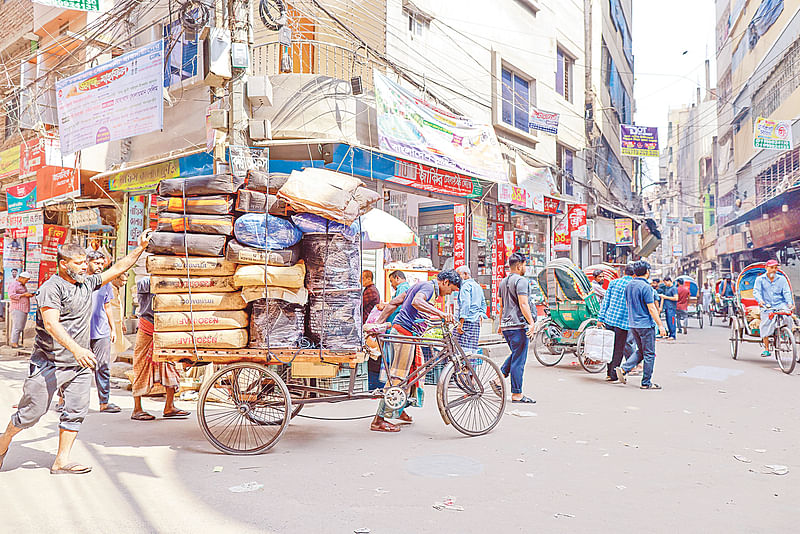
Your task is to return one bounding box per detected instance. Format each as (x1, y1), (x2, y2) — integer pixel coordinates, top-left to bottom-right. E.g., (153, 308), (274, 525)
(0, 0), (34, 52)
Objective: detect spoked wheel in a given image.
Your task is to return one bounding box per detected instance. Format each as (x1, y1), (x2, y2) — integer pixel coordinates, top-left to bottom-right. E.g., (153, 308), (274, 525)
(198, 363), (292, 455)
(576, 329), (607, 374)
(532, 322), (564, 366)
(774, 325), (797, 374)
(277, 365), (309, 419)
(436, 356), (506, 437)
(729, 320), (739, 360)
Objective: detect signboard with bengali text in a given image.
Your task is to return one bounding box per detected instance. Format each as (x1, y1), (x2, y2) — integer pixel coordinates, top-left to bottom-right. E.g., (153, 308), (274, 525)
(620, 124), (659, 157)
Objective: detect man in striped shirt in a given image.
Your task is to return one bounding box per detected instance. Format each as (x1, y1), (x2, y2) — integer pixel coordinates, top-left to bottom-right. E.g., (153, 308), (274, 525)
(8, 272), (34, 348)
(597, 263), (634, 382)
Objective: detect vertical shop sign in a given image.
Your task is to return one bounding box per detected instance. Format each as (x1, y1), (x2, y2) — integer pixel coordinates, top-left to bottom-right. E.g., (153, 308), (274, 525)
(491, 241), (500, 316)
(149, 194), (159, 230)
(453, 204), (466, 268)
(3, 235), (25, 299)
(567, 204), (588, 238)
(471, 213), (487, 242)
(553, 216), (571, 252)
(503, 230), (516, 258)
(127, 195), (146, 253)
(39, 225), (68, 286)
(495, 223), (506, 276)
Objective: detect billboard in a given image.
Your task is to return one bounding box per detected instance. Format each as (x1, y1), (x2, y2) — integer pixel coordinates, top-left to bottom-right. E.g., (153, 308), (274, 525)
(374, 70), (507, 183)
(620, 125), (659, 157)
(56, 41), (164, 155)
(614, 218), (634, 246)
(6, 181), (37, 213)
(754, 117), (792, 150)
(529, 106), (560, 135)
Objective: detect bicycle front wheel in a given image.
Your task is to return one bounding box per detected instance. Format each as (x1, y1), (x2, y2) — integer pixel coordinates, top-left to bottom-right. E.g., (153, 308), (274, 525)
(775, 325), (796, 374)
(437, 356), (507, 437)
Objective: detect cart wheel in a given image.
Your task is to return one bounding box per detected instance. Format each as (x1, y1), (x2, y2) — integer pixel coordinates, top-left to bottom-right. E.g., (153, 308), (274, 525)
(437, 355), (506, 437)
(277, 366), (309, 419)
(197, 363), (292, 455)
(729, 320), (739, 360)
(533, 323), (564, 366)
(775, 326), (796, 375)
(576, 329), (607, 374)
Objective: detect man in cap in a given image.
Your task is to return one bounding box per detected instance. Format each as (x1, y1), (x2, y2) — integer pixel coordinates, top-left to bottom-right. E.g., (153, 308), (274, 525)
(754, 259), (795, 358)
(8, 271), (34, 348)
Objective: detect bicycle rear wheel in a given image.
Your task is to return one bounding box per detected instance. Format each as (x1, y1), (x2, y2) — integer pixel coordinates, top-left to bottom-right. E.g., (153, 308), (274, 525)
(437, 356), (506, 437)
(775, 325), (796, 374)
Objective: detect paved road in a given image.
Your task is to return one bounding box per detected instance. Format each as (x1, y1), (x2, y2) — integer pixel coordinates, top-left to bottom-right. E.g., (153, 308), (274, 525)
(1, 324), (798, 533)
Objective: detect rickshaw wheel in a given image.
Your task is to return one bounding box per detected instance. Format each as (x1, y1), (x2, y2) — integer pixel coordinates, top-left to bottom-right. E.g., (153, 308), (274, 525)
(576, 330), (607, 374)
(437, 356), (506, 437)
(533, 324), (564, 366)
(729, 320), (739, 360)
(197, 363), (292, 455)
(775, 326), (796, 375)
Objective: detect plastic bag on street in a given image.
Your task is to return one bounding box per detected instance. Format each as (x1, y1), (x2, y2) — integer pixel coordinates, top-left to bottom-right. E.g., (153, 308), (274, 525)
(234, 214), (303, 250)
(582, 328), (614, 363)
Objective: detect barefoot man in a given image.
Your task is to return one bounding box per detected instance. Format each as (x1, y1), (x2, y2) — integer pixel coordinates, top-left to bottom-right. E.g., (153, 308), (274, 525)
(0, 230), (152, 474)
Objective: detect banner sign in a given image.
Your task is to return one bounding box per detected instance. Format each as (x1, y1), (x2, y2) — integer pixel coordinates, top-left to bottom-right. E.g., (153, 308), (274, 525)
(754, 117), (792, 150)
(36, 166), (80, 206)
(672, 244), (683, 256)
(472, 213), (487, 242)
(453, 204), (466, 268)
(0, 209), (43, 229)
(127, 195), (146, 253)
(491, 223), (505, 316)
(686, 223), (704, 235)
(0, 145), (20, 180)
(56, 41), (164, 155)
(6, 181), (37, 213)
(553, 217), (571, 251)
(620, 125), (659, 157)
(33, 0), (100, 11)
(68, 208), (101, 229)
(3, 236), (25, 299)
(568, 204), (588, 237)
(39, 224), (68, 287)
(529, 106), (560, 135)
(389, 158), (483, 198)
(375, 70), (507, 183)
(614, 218), (634, 246)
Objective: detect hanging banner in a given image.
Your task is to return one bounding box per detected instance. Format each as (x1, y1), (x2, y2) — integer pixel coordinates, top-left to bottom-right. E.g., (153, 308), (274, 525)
(620, 125), (660, 157)
(686, 223), (704, 235)
(68, 208), (102, 229)
(753, 117), (792, 150)
(374, 70), (507, 183)
(56, 40), (164, 155)
(568, 204), (588, 238)
(6, 181), (37, 213)
(672, 243), (683, 256)
(472, 213), (487, 242)
(36, 166), (80, 206)
(39, 224), (68, 287)
(0, 145), (21, 180)
(2, 209), (43, 229)
(453, 204), (467, 268)
(3, 236), (25, 299)
(498, 183), (528, 207)
(553, 217), (571, 252)
(127, 195), (146, 253)
(528, 106), (560, 135)
(614, 218), (634, 246)
(491, 241), (500, 316)
(495, 223), (506, 274)
(543, 197), (560, 215)
(389, 158), (483, 198)
(503, 230), (516, 258)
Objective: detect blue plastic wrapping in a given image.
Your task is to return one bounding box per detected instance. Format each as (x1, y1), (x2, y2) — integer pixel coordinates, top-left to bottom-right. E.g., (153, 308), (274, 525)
(234, 213), (303, 250)
(291, 213), (360, 240)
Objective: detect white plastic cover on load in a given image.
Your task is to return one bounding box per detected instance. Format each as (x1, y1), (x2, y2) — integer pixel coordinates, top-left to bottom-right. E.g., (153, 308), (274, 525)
(582, 328), (614, 363)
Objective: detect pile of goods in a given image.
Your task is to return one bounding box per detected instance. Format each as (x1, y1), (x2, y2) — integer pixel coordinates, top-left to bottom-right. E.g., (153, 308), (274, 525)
(746, 306), (761, 331)
(146, 167), (379, 356)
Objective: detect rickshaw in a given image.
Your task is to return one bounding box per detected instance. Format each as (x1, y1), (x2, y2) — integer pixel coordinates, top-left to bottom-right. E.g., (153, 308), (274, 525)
(729, 262), (797, 374)
(710, 277), (736, 326)
(675, 275), (703, 329)
(532, 259), (604, 373)
(584, 263), (620, 291)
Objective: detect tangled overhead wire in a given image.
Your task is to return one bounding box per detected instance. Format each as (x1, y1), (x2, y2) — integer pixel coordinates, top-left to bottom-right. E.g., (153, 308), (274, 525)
(178, 0), (211, 33)
(259, 0), (286, 31)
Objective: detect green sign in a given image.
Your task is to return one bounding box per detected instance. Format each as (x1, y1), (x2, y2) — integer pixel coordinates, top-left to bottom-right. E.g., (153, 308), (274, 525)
(34, 0), (100, 12)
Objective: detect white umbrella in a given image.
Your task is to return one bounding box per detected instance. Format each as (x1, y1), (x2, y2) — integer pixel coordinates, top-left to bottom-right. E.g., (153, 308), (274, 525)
(360, 208), (419, 249)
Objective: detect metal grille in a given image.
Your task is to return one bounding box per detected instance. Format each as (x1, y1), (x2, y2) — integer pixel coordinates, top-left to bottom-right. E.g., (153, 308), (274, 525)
(752, 40), (800, 120)
(755, 147), (800, 204)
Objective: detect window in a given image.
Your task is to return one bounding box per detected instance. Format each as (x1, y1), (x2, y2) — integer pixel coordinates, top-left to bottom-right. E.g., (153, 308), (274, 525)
(501, 67), (531, 133)
(405, 11), (429, 39)
(556, 144), (575, 196)
(556, 48), (573, 102)
(164, 18), (202, 88)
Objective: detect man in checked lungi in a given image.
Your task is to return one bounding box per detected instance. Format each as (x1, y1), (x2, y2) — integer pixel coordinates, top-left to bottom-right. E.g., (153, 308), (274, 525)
(754, 259), (795, 358)
(371, 270), (462, 433)
(455, 266), (486, 354)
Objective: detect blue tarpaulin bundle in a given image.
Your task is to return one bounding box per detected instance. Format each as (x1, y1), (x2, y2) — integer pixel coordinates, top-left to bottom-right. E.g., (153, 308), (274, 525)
(234, 213), (303, 250)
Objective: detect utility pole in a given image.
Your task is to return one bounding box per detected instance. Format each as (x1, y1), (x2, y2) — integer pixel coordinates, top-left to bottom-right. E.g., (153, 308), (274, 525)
(584, 0), (595, 215)
(228, 0), (252, 150)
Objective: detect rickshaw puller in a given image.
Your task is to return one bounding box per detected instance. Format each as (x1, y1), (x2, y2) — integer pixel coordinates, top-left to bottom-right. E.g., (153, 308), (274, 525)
(753, 260), (795, 358)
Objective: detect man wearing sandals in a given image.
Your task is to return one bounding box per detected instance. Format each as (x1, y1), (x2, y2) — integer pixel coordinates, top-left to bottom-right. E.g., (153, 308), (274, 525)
(754, 259), (794, 358)
(497, 253), (536, 404)
(0, 230), (152, 475)
(87, 250), (121, 415)
(615, 260), (666, 390)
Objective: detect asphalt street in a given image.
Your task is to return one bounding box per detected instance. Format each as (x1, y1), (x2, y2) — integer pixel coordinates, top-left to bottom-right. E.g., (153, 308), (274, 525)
(1, 322), (798, 533)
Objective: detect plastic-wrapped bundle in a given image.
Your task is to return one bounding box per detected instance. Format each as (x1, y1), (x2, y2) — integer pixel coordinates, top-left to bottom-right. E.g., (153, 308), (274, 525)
(226, 240), (300, 266)
(235, 189), (287, 215)
(158, 174), (244, 196)
(147, 232), (227, 257)
(156, 195), (233, 215)
(307, 291), (362, 350)
(302, 234), (361, 290)
(291, 213), (359, 240)
(234, 213), (303, 250)
(277, 168), (380, 224)
(156, 213), (234, 236)
(249, 299), (306, 348)
(245, 170), (290, 193)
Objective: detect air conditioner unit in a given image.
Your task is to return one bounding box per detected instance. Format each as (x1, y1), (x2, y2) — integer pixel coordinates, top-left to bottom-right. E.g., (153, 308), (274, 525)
(203, 27), (231, 87)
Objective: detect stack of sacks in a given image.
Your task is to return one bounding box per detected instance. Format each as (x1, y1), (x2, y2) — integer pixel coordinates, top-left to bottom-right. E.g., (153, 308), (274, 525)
(235, 169), (290, 215)
(146, 174), (249, 350)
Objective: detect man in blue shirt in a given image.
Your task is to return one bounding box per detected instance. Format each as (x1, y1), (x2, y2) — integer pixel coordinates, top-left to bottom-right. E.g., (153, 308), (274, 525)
(616, 260), (666, 390)
(455, 265), (486, 354)
(660, 277), (679, 340)
(598, 263), (635, 382)
(87, 250), (120, 414)
(754, 259), (795, 357)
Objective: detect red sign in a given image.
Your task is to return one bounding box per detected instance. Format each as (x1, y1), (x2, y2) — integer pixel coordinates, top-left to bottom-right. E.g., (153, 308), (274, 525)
(39, 224), (68, 286)
(567, 204), (588, 236)
(543, 197), (560, 215)
(20, 139), (45, 177)
(149, 194), (158, 230)
(553, 217), (571, 252)
(453, 204), (466, 268)
(495, 223), (506, 275)
(36, 166), (80, 205)
(389, 158), (481, 198)
(491, 241), (500, 316)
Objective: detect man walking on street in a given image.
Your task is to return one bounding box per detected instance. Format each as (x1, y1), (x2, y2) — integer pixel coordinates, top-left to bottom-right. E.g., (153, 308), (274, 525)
(497, 253), (536, 404)
(0, 230), (152, 474)
(455, 265), (486, 354)
(597, 263), (635, 382)
(87, 250), (120, 414)
(8, 271), (34, 348)
(616, 260), (666, 390)
(677, 281), (690, 334)
(661, 277), (679, 340)
(754, 259), (794, 357)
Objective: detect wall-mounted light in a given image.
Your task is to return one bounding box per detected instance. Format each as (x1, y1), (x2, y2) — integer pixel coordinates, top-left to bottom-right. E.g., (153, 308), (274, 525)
(762, 213), (769, 220)
(782, 204), (789, 212)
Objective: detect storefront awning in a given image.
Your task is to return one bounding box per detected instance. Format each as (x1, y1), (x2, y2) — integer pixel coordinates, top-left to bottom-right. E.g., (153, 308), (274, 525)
(723, 185), (800, 227)
(597, 202), (644, 222)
